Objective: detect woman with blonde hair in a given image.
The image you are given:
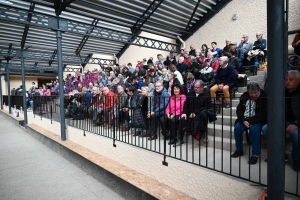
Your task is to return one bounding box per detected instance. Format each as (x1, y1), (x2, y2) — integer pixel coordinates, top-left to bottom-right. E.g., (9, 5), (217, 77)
(168, 64), (183, 85)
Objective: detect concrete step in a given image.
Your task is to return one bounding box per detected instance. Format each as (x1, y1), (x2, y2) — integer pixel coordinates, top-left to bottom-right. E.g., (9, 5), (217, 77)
(214, 115), (237, 126)
(219, 107), (237, 117)
(186, 134), (268, 157)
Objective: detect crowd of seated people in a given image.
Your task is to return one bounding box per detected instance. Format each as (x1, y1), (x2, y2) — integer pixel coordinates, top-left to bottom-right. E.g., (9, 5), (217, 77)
(11, 32), (300, 171)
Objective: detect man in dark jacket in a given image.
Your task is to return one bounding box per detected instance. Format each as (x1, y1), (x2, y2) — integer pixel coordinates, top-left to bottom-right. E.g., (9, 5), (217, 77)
(231, 82), (267, 165)
(210, 56), (236, 108)
(182, 80), (211, 143)
(121, 86), (139, 131)
(262, 70), (300, 171)
(176, 57), (187, 75)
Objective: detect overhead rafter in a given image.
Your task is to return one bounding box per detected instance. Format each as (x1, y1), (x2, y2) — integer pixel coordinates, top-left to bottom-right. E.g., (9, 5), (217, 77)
(186, 0), (201, 30)
(4, 43), (13, 61)
(81, 53), (93, 68)
(0, 5), (177, 53)
(0, 71), (57, 76)
(48, 49), (57, 66)
(75, 18), (99, 56)
(117, 0), (165, 58)
(0, 47), (115, 66)
(21, 2), (35, 50)
(182, 0), (232, 40)
(0, 63), (58, 71)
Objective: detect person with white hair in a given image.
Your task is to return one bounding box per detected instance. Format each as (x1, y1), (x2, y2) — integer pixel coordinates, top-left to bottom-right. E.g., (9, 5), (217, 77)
(210, 56), (236, 108)
(252, 32), (267, 66)
(253, 32), (266, 50)
(176, 56), (187, 75)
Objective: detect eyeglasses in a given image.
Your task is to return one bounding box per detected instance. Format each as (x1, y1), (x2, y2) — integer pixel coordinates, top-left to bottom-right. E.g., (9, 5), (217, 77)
(155, 85), (162, 87)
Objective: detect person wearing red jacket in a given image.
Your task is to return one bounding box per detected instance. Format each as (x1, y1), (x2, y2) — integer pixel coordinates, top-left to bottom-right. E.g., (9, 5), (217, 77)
(101, 87), (117, 127)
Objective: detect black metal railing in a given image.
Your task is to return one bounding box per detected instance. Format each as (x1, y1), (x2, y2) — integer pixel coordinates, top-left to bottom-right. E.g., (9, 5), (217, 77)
(3, 95), (23, 110)
(5, 94), (300, 197)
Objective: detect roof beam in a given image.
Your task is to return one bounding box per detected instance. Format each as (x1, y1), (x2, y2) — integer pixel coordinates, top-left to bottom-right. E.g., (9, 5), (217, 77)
(0, 5), (178, 53)
(4, 43), (13, 61)
(0, 71), (57, 77)
(0, 63), (58, 71)
(186, 0), (201, 30)
(48, 49), (57, 66)
(117, 0), (165, 58)
(182, 0), (232, 41)
(75, 19), (99, 55)
(81, 53), (93, 68)
(0, 47), (114, 65)
(21, 3), (35, 50)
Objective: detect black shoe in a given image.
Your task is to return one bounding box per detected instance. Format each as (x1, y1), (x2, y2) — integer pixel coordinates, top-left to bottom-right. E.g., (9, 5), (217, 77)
(225, 103), (230, 108)
(133, 131), (141, 137)
(285, 154), (289, 162)
(265, 154), (289, 162)
(140, 133), (152, 138)
(248, 156), (258, 165)
(168, 139), (176, 145)
(173, 140), (183, 147)
(231, 151), (243, 158)
(148, 135), (157, 140)
(294, 160), (300, 172)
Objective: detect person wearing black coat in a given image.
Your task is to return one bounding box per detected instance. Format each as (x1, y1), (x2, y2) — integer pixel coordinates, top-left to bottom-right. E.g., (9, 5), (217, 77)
(199, 67), (216, 89)
(231, 82), (267, 165)
(181, 80), (211, 142)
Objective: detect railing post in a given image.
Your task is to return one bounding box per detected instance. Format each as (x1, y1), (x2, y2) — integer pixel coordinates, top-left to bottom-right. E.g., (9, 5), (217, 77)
(17, 50), (28, 125)
(267, 0), (285, 199)
(6, 60), (11, 114)
(0, 75), (2, 110)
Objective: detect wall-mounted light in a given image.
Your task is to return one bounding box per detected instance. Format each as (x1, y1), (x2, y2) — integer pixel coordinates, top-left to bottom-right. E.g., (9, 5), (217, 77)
(232, 14), (239, 20)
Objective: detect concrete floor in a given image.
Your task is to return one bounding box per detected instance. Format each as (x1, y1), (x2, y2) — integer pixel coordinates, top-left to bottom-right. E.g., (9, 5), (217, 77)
(0, 114), (125, 200)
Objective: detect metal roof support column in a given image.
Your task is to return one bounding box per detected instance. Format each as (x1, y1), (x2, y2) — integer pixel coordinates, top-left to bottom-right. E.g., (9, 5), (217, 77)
(267, 0), (285, 199)
(49, 15), (68, 141)
(17, 49), (28, 126)
(56, 26), (66, 141)
(0, 74), (2, 110)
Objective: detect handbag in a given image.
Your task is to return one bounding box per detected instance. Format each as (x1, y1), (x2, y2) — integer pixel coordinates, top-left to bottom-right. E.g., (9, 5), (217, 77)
(132, 108), (147, 128)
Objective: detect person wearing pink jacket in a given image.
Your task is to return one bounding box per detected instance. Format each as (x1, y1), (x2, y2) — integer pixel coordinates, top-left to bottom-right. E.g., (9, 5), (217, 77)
(164, 83), (186, 146)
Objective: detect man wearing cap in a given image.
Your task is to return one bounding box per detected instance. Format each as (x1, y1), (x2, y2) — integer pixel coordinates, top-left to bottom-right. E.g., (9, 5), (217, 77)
(230, 42), (244, 67)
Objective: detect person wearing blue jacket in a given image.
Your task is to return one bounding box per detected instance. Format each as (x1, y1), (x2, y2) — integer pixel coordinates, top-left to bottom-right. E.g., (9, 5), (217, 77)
(252, 32), (267, 66)
(82, 87), (93, 118)
(210, 56), (236, 108)
(141, 81), (170, 140)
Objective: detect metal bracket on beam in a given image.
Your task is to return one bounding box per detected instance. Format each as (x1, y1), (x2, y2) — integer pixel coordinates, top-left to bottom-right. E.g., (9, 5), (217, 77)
(48, 17), (68, 31)
(64, 67), (81, 72)
(16, 50), (29, 58)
